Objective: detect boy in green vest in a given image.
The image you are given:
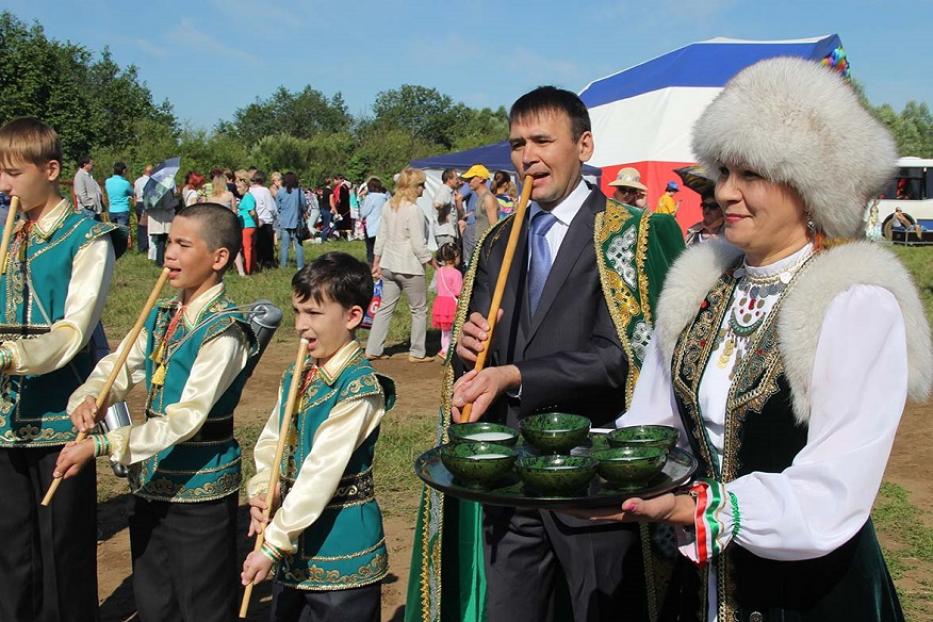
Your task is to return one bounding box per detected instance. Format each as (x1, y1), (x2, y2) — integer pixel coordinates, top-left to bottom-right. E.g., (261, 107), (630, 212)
(241, 251), (394, 621)
(55, 203), (255, 622)
(0, 117), (121, 622)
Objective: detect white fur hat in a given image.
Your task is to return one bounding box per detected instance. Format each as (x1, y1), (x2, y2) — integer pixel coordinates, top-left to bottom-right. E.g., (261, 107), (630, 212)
(691, 57), (897, 239)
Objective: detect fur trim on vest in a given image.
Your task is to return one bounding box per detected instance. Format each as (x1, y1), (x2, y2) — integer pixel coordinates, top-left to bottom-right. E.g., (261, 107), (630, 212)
(655, 239), (932, 424)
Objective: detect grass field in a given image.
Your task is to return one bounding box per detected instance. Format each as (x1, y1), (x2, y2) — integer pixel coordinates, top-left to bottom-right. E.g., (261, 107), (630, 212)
(96, 240), (933, 617)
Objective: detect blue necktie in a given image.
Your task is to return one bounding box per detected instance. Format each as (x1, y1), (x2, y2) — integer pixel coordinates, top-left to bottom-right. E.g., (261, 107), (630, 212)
(527, 210), (557, 314)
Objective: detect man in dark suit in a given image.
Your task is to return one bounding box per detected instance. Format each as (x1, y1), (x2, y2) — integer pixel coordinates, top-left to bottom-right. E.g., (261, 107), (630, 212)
(450, 87), (656, 622)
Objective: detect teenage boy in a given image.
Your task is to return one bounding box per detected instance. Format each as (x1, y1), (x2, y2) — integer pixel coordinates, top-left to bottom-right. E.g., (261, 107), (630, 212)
(241, 252), (394, 621)
(0, 117), (122, 621)
(55, 203), (255, 622)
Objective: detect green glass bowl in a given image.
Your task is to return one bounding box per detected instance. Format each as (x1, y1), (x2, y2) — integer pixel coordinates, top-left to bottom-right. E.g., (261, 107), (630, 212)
(607, 425), (678, 452)
(448, 422), (519, 447)
(520, 413), (591, 453)
(439, 442), (517, 489)
(515, 454), (597, 496)
(592, 446), (668, 488)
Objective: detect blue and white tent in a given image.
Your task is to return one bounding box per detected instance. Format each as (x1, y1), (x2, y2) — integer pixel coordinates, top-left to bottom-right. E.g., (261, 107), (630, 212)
(580, 35), (846, 226)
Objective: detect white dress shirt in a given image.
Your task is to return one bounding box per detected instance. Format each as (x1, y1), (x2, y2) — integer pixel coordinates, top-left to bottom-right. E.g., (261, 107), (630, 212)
(527, 178), (590, 266)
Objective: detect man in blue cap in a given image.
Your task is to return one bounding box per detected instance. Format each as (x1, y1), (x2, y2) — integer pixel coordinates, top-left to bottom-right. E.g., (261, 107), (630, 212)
(655, 180), (681, 216)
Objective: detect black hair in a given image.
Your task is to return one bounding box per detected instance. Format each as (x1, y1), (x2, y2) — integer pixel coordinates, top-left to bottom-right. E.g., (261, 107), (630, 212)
(284, 171), (299, 193)
(113, 161), (127, 176)
(251, 170), (266, 185)
(174, 202), (242, 272)
(78, 154), (92, 168)
(435, 242), (459, 264)
(509, 86), (591, 141)
(292, 252), (373, 313)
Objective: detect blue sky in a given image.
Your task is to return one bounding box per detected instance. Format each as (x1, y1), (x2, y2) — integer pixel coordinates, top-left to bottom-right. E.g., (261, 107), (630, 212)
(5, 0), (930, 129)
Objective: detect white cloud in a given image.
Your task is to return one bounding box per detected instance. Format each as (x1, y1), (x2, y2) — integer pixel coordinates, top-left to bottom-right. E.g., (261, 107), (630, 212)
(167, 18), (262, 66)
(133, 37), (169, 59)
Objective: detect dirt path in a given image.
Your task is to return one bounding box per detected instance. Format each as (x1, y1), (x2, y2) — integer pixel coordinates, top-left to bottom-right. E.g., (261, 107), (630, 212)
(94, 339), (932, 621)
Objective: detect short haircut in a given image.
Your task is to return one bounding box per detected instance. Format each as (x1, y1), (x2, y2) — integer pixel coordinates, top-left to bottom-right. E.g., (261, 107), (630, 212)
(292, 252), (373, 313)
(113, 161), (127, 176)
(174, 203), (242, 271)
(251, 170), (266, 185)
(441, 168), (458, 183)
(78, 154), (92, 168)
(366, 177), (385, 193)
(509, 86), (591, 141)
(0, 117), (63, 168)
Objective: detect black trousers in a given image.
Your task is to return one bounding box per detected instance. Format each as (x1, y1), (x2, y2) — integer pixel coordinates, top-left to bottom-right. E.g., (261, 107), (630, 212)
(483, 506), (638, 622)
(256, 224), (276, 269)
(0, 446), (98, 622)
(129, 494), (238, 622)
(270, 580), (380, 622)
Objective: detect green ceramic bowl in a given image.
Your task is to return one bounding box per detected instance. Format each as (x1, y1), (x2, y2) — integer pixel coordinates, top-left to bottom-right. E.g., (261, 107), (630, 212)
(520, 413), (591, 453)
(448, 422), (519, 447)
(515, 454), (597, 496)
(607, 425), (678, 452)
(439, 442), (517, 488)
(592, 446), (668, 488)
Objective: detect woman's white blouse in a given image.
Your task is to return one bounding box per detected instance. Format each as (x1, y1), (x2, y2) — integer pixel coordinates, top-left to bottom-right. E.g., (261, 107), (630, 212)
(620, 268), (908, 562)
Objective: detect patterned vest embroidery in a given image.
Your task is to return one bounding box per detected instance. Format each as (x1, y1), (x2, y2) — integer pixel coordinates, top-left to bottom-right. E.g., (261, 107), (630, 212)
(669, 263), (808, 621)
(0, 212), (118, 446)
(128, 294), (254, 502)
(276, 348), (396, 591)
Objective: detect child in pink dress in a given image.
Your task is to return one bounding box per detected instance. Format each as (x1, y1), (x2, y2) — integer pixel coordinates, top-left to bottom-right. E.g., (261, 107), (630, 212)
(431, 243), (462, 358)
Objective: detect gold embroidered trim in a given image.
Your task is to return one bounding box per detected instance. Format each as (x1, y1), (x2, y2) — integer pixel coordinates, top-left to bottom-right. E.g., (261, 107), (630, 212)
(280, 553), (388, 591)
(307, 537), (386, 562)
(635, 208), (653, 326)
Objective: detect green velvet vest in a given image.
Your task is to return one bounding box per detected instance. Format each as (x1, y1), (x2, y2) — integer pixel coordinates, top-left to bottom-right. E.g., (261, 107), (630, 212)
(275, 348), (396, 591)
(128, 293), (254, 502)
(0, 211), (118, 447)
(665, 267), (904, 622)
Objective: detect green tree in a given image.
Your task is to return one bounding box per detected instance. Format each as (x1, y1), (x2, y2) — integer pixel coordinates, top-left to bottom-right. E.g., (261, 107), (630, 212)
(0, 12), (176, 173)
(224, 86), (351, 145)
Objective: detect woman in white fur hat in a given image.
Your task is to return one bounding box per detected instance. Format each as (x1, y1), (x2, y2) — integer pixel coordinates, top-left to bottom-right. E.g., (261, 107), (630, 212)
(580, 57), (932, 621)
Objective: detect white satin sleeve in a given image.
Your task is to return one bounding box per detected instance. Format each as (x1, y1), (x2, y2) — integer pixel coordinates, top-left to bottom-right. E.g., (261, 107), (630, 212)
(103, 328), (249, 465)
(721, 285), (907, 560)
(8, 237), (115, 374)
(263, 394), (385, 555)
(246, 384), (286, 499)
(615, 336), (685, 441)
(66, 328), (149, 412)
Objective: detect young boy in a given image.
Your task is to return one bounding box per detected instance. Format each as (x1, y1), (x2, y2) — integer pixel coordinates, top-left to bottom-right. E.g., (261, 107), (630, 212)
(0, 117), (121, 622)
(55, 203), (255, 621)
(241, 252), (394, 621)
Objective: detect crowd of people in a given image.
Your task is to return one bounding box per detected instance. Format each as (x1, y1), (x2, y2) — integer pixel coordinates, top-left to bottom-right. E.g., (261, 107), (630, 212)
(0, 55), (929, 622)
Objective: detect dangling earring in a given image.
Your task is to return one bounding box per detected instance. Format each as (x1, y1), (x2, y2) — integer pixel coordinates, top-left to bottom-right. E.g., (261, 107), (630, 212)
(806, 217), (816, 233)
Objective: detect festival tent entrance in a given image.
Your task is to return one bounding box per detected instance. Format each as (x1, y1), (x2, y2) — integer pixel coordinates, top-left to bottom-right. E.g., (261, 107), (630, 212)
(581, 34), (846, 229)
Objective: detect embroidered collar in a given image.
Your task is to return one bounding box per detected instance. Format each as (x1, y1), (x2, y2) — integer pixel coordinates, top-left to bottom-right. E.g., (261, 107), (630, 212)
(19, 199), (71, 241)
(163, 281), (227, 328)
(316, 341), (363, 386)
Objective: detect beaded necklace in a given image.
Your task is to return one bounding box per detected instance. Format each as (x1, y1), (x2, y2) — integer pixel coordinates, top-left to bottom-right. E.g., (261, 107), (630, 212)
(713, 247), (813, 376)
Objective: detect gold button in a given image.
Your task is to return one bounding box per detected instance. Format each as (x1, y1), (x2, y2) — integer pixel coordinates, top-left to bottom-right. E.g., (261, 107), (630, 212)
(749, 612), (763, 622)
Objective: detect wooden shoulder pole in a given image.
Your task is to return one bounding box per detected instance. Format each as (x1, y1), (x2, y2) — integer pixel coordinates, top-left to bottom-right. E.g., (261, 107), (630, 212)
(42, 267), (171, 506)
(457, 176), (533, 423)
(239, 338), (309, 618)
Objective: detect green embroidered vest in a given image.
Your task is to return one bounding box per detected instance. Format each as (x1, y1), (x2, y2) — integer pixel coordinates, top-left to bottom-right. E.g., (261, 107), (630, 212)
(0, 211), (119, 447)
(276, 349), (396, 591)
(666, 266), (903, 622)
(128, 294), (255, 502)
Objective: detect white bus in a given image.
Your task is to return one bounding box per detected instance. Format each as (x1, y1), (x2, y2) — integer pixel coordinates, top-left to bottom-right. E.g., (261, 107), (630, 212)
(875, 157), (933, 244)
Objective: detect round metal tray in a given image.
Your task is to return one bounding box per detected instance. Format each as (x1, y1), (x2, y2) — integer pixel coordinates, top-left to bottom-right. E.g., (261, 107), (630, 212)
(414, 443), (697, 510)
